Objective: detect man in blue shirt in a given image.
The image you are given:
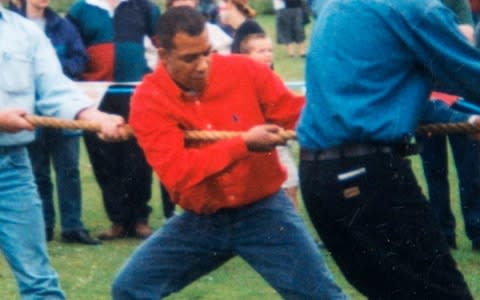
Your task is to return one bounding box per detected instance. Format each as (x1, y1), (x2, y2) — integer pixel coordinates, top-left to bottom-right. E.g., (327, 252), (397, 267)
(297, 0), (480, 298)
(0, 4), (128, 298)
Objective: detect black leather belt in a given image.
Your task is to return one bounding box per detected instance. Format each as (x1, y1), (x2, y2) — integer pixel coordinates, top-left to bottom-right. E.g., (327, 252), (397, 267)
(300, 144), (418, 161)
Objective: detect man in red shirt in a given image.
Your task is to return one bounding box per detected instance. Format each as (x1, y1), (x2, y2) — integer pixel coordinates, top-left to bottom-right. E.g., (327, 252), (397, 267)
(112, 7), (346, 300)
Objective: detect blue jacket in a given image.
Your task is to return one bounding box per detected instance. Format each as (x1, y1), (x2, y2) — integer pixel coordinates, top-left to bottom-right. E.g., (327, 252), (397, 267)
(9, 5), (87, 79)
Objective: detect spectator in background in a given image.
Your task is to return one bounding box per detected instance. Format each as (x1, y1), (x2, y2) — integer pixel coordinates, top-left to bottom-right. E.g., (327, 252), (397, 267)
(112, 8), (347, 299)
(416, 0), (480, 251)
(278, 0), (306, 58)
(218, 0), (264, 53)
(272, 0), (287, 50)
(239, 32), (300, 207)
(0, 3), (128, 297)
(67, 0), (161, 240)
(9, 0), (101, 245)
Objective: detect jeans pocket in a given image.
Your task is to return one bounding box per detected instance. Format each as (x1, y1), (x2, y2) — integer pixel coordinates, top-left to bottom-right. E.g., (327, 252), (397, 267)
(336, 167), (368, 200)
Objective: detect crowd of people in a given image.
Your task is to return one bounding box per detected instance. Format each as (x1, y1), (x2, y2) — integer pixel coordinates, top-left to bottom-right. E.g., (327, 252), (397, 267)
(3, 0), (480, 299)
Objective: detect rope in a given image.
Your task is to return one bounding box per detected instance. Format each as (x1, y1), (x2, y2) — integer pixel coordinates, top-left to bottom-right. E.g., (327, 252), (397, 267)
(24, 115), (135, 136)
(23, 115), (480, 141)
(415, 122), (480, 135)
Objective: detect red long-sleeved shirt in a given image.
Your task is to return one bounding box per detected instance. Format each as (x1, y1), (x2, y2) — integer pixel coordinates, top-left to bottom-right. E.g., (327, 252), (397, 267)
(129, 54), (304, 214)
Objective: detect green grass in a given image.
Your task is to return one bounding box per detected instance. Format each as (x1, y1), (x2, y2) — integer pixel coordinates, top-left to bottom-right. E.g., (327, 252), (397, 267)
(1, 14), (480, 300)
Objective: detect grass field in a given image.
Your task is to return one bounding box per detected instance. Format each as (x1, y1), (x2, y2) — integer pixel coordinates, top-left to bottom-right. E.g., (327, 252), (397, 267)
(1, 14), (480, 300)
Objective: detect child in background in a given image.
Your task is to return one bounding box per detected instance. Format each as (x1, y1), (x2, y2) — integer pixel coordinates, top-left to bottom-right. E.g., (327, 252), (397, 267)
(239, 33), (300, 207)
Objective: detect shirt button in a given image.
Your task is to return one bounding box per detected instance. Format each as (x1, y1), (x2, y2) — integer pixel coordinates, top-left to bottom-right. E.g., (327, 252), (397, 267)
(195, 100), (201, 106)
(206, 124), (212, 129)
(228, 195), (236, 201)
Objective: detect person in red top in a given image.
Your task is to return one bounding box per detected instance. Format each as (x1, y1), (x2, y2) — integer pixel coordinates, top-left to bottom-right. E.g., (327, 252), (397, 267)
(111, 7), (346, 300)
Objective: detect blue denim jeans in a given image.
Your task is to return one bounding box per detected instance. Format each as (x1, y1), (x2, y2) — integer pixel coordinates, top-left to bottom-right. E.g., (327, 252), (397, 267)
(28, 128), (84, 232)
(112, 191), (346, 300)
(416, 133), (480, 243)
(0, 146), (64, 299)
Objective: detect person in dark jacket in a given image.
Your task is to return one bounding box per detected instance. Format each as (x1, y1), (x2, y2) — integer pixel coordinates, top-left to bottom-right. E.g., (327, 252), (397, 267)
(9, 0), (101, 245)
(67, 0), (161, 240)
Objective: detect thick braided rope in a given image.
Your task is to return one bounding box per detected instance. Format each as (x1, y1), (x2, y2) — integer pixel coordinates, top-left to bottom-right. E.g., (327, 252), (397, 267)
(415, 122), (480, 135)
(24, 115), (135, 136)
(24, 115), (480, 141)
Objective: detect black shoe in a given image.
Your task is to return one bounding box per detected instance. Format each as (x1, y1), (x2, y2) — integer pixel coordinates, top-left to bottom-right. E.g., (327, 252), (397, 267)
(46, 227), (54, 242)
(61, 229), (102, 245)
(447, 237), (457, 249)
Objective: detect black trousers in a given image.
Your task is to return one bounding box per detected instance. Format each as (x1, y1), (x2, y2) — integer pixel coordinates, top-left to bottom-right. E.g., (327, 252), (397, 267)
(416, 133), (480, 243)
(299, 151), (472, 300)
(84, 89), (152, 227)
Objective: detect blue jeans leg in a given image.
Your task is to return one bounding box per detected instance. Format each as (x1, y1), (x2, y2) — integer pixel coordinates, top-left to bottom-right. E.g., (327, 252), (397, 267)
(234, 192), (346, 299)
(112, 192), (346, 300)
(0, 146), (65, 299)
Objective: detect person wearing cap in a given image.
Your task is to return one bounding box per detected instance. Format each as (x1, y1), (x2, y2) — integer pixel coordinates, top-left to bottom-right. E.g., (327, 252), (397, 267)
(217, 0), (265, 53)
(111, 7), (347, 300)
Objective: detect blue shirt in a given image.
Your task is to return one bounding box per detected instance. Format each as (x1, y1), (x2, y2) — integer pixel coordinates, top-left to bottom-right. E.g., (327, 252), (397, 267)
(297, 0), (480, 150)
(0, 6), (92, 146)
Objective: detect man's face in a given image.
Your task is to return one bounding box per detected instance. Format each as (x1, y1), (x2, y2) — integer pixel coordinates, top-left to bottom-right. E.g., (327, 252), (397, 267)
(246, 38), (273, 68)
(171, 0), (197, 8)
(160, 29), (212, 93)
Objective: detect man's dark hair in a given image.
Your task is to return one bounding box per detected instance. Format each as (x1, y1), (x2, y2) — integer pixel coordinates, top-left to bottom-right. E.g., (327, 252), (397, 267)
(156, 7), (206, 51)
